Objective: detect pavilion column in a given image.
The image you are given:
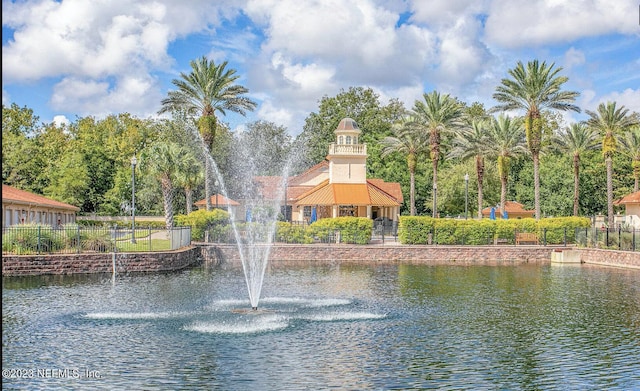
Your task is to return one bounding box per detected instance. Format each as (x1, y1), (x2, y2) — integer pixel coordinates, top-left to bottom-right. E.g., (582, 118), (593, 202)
(367, 205), (372, 219)
(332, 205), (338, 218)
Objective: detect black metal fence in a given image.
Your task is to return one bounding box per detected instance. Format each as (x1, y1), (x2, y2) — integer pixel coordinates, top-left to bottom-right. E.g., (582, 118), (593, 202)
(2, 225), (191, 255)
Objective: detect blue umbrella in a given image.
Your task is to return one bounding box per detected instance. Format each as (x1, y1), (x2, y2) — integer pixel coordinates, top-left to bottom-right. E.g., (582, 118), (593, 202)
(246, 208), (252, 222)
(490, 207), (496, 220)
(310, 207), (317, 224)
(502, 210), (508, 219)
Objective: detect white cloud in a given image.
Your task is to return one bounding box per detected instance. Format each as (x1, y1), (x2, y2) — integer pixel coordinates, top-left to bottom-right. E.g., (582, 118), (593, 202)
(564, 47), (586, 69)
(484, 0), (637, 48)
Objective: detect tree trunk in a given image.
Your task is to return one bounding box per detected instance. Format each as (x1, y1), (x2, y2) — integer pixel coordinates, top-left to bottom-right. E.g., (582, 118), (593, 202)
(573, 153), (580, 216)
(606, 157), (614, 227)
(161, 177), (174, 231)
(185, 186), (193, 214)
(432, 157), (438, 218)
(205, 158), (212, 211)
(533, 152), (541, 220)
(500, 174), (507, 214)
(409, 169), (416, 216)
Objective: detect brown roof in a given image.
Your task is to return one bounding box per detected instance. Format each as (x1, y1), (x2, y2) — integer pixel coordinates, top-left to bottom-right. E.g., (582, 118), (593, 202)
(2, 184), (80, 211)
(481, 201), (534, 216)
(288, 160), (329, 186)
(294, 180), (400, 207)
(614, 191), (640, 205)
(194, 194), (240, 207)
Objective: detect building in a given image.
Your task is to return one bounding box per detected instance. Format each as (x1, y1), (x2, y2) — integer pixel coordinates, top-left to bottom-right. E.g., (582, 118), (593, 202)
(2, 184), (79, 227)
(481, 201), (535, 219)
(255, 118), (403, 224)
(194, 194), (240, 216)
(613, 190), (640, 228)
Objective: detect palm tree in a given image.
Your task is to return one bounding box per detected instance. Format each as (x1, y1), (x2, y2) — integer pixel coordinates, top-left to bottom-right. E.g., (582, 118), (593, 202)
(586, 102), (639, 226)
(448, 120), (491, 218)
(411, 91), (464, 217)
(158, 56), (257, 211)
(139, 142), (182, 231)
(552, 123), (599, 216)
(174, 149), (204, 214)
(380, 118), (428, 215)
(619, 125), (640, 192)
(485, 115), (527, 213)
(493, 60), (580, 220)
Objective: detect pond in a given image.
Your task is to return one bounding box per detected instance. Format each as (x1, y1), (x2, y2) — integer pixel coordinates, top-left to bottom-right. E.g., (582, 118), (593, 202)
(2, 263), (639, 390)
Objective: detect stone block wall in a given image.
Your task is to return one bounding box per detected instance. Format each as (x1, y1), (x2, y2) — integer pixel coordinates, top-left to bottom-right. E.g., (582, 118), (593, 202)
(2, 246), (201, 276)
(200, 244), (560, 267)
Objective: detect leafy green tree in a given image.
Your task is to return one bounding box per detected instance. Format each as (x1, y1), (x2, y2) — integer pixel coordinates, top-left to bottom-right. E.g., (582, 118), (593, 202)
(411, 91), (464, 217)
(236, 120), (293, 176)
(552, 123), (599, 215)
(618, 125), (640, 192)
(159, 56), (257, 210)
(139, 141), (184, 230)
(493, 60), (580, 220)
(586, 102), (639, 226)
(485, 115), (528, 213)
(297, 87), (404, 171)
(2, 104), (46, 192)
(448, 120), (491, 218)
(380, 117), (428, 215)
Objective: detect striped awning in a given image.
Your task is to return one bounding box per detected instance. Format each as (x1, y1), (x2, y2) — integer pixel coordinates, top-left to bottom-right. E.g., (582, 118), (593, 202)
(295, 180), (399, 207)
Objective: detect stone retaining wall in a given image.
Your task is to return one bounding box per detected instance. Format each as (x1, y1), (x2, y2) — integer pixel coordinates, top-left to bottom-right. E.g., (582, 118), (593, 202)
(1, 246), (202, 276)
(578, 248), (640, 269)
(200, 244), (562, 267)
(3, 245), (639, 276)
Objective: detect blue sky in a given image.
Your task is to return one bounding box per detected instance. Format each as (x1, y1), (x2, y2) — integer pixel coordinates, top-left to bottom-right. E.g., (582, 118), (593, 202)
(2, 0), (639, 135)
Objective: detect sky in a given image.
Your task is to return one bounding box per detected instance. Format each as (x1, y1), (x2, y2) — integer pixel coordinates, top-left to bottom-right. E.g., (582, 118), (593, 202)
(2, 0), (639, 136)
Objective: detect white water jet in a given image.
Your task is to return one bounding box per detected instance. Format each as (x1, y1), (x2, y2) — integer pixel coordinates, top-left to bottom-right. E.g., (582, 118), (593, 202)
(186, 121), (293, 310)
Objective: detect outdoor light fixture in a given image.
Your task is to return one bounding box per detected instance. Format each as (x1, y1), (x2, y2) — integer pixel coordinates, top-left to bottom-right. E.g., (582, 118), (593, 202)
(131, 155), (137, 244)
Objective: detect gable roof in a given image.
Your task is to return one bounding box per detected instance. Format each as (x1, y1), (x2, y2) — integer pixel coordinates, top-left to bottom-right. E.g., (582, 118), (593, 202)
(614, 191), (640, 205)
(481, 201), (534, 216)
(294, 179), (401, 207)
(194, 194), (240, 207)
(2, 184), (80, 211)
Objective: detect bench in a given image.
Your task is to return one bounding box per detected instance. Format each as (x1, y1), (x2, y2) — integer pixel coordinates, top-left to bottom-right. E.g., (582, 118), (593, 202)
(516, 232), (538, 245)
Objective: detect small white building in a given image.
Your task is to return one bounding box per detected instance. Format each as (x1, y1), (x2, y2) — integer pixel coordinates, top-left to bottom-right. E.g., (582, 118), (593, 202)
(2, 184), (79, 227)
(613, 191), (640, 228)
(255, 118), (403, 224)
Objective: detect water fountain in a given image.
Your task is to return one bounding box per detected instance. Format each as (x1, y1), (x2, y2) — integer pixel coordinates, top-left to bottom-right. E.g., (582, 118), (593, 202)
(188, 121), (292, 312)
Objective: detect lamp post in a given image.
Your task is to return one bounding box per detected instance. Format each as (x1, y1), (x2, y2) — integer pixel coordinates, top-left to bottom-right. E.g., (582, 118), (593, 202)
(464, 173), (469, 220)
(131, 155), (137, 244)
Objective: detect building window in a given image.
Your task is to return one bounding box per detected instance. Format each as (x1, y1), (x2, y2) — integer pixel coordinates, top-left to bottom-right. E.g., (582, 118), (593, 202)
(339, 205), (356, 217)
(346, 136), (352, 145)
(338, 136), (344, 145)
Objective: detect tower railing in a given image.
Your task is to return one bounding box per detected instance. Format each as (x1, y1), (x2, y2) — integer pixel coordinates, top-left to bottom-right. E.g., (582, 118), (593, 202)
(328, 143), (367, 155)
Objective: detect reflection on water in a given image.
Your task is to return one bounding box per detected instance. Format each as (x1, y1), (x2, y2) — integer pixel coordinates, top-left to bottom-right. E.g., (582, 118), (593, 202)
(2, 264), (639, 390)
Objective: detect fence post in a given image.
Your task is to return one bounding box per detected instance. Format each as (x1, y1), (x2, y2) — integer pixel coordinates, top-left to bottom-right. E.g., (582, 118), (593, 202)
(37, 225), (42, 255)
(618, 225), (622, 250)
(76, 225), (81, 254)
(148, 225), (152, 252)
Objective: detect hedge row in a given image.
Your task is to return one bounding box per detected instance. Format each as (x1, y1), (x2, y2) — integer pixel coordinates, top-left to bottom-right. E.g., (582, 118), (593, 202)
(398, 216), (592, 245)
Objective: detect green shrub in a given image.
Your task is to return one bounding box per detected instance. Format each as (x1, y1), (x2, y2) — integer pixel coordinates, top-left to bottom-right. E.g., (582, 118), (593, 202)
(2, 223), (65, 254)
(80, 229), (114, 252)
(275, 222), (313, 244)
(308, 217), (373, 244)
(398, 216), (592, 245)
(175, 209), (230, 241)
